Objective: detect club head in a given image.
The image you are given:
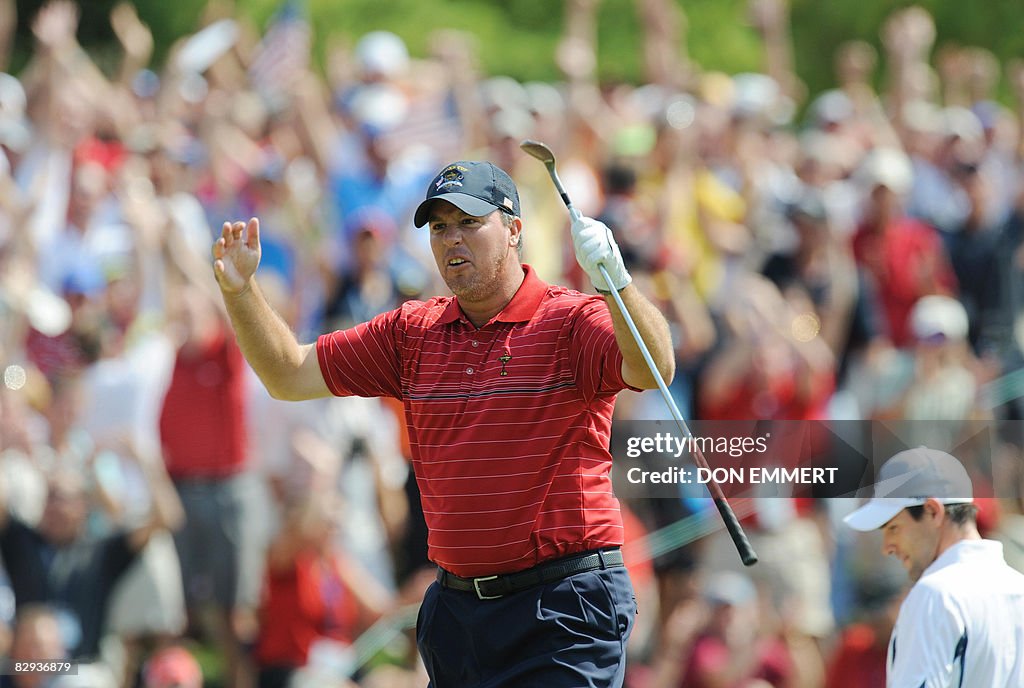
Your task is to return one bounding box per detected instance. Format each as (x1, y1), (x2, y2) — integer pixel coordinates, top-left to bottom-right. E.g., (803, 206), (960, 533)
(520, 139), (556, 165)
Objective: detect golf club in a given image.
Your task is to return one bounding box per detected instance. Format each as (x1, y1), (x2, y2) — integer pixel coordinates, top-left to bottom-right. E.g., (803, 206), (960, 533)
(520, 138), (758, 567)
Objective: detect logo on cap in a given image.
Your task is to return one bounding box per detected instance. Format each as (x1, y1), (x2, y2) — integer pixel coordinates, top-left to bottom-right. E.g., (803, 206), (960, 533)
(413, 160), (520, 228)
(435, 166), (465, 191)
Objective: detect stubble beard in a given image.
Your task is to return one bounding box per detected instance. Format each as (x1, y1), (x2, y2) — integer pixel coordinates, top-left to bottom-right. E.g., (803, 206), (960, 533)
(445, 249), (511, 303)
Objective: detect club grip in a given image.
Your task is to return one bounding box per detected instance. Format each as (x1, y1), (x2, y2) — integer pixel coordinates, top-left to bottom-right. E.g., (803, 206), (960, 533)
(714, 497), (758, 567)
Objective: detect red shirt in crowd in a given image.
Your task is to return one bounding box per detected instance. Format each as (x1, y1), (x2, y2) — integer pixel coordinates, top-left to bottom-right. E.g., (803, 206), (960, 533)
(255, 552), (360, 669)
(317, 265), (634, 577)
(159, 328), (248, 479)
(851, 217), (957, 347)
(825, 623), (888, 688)
(698, 369), (834, 422)
(680, 634), (792, 688)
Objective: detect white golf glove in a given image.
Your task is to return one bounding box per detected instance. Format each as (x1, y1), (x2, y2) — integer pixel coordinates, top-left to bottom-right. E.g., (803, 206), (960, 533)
(570, 214), (632, 294)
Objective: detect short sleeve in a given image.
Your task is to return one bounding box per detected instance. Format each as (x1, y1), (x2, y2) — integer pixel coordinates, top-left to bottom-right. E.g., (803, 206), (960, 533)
(888, 586), (965, 688)
(567, 297), (635, 402)
(317, 308), (403, 399)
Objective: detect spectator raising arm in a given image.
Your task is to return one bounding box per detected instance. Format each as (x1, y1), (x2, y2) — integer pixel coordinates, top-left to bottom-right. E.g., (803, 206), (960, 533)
(0, 0), (14, 73)
(121, 437), (186, 553)
(110, 2), (154, 90)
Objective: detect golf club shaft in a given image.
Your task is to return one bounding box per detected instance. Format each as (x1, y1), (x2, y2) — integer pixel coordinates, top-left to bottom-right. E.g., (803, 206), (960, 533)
(548, 164), (758, 567)
(597, 264), (757, 566)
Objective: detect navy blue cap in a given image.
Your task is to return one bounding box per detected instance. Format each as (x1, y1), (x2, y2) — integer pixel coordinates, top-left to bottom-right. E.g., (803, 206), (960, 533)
(414, 161), (520, 228)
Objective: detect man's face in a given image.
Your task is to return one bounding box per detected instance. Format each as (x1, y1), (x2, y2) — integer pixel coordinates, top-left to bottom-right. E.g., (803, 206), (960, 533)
(881, 506), (941, 582)
(427, 201), (520, 303)
(38, 475), (88, 547)
(869, 185), (901, 221)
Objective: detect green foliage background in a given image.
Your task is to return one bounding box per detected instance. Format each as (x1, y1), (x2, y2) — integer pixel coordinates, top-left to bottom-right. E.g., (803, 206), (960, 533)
(11, 0), (1024, 99)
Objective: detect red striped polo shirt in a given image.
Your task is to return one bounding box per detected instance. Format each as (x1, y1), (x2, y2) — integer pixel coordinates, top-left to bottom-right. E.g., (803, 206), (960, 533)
(317, 265), (633, 577)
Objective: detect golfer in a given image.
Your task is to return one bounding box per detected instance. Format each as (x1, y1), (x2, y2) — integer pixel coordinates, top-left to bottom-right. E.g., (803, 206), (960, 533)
(212, 160), (674, 687)
(844, 446), (1024, 687)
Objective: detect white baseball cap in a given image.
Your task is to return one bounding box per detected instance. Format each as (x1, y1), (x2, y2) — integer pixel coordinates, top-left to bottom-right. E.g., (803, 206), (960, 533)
(703, 571), (757, 607)
(855, 147), (914, 195)
(910, 295), (968, 342)
(355, 31), (409, 79)
(843, 446), (974, 531)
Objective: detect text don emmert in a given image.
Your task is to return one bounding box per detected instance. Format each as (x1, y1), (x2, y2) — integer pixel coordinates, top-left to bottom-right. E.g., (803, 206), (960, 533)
(626, 466), (838, 485)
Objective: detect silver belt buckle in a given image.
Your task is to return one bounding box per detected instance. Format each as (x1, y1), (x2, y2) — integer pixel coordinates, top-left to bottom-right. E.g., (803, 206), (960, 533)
(473, 575), (501, 600)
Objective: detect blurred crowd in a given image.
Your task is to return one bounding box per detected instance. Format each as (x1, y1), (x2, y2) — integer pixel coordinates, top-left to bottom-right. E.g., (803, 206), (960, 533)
(0, 0), (1023, 686)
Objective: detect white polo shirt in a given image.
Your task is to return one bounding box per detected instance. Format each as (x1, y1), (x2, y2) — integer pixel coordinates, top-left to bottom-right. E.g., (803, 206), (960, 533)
(888, 539), (1024, 687)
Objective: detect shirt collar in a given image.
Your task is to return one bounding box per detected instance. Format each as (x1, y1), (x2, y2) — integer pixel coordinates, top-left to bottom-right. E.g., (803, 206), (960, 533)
(922, 538), (1004, 578)
(436, 264), (548, 326)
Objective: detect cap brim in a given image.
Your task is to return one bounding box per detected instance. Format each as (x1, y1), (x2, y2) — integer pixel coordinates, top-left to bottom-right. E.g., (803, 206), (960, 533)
(843, 498), (924, 531)
(414, 193), (501, 228)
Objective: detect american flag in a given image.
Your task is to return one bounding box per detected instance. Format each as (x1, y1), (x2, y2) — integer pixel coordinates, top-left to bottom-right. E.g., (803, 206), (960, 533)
(248, 0), (311, 106)
(380, 91), (465, 162)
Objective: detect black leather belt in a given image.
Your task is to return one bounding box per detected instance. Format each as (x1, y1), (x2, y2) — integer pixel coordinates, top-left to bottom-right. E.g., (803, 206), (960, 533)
(436, 548), (624, 600)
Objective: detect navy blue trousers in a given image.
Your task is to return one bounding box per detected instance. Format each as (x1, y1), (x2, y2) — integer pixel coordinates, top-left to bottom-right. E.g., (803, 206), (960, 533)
(416, 565), (636, 688)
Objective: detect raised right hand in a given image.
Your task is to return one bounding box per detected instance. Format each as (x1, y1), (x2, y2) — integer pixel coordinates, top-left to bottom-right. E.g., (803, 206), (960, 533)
(570, 214), (632, 294)
(213, 218), (261, 295)
(32, 0), (79, 50)
(110, 2), (153, 59)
